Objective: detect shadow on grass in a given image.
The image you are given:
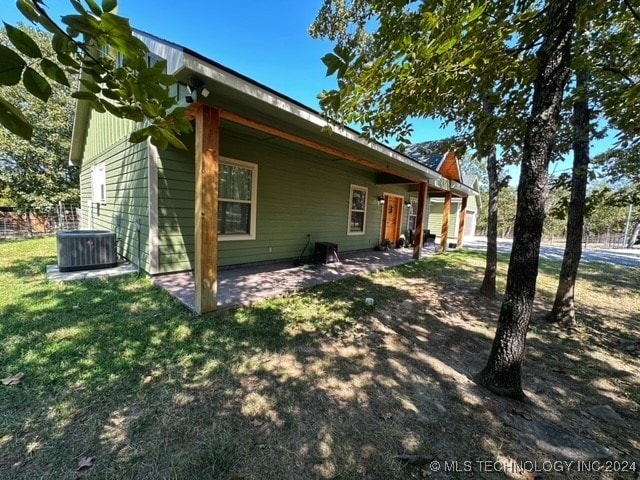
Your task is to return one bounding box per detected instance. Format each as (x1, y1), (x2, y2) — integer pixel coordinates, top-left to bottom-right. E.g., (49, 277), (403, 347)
(1, 244), (638, 479)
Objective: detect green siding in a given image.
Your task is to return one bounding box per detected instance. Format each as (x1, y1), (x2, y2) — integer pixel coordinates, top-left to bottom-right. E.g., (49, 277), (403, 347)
(83, 111), (137, 161)
(79, 137), (150, 271)
(427, 200), (462, 240)
(156, 140), (195, 273)
(155, 129), (413, 272)
(466, 194), (478, 213)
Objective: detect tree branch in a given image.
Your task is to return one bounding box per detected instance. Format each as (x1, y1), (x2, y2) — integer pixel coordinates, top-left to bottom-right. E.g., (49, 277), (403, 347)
(599, 64), (636, 85)
(622, 0), (640, 24)
(33, 3), (110, 74)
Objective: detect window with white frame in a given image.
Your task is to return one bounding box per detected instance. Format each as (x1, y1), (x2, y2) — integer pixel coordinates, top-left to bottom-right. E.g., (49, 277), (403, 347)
(91, 164), (106, 204)
(347, 184), (368, 235)
(218, 157), (258, 240)
(408, 197), (419, 232)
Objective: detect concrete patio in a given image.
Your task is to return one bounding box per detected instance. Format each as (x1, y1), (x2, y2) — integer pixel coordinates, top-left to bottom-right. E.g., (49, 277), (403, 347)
(153, 247), (432, 312)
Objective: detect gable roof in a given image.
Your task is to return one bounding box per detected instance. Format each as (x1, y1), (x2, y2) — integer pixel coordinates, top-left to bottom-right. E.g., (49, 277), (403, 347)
(405, 141), (462, 182)
(403, 143), (443, 170)
(70, 30), (479, 194)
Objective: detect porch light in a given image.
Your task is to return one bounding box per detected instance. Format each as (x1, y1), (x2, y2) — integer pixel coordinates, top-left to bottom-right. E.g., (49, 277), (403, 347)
(377, 195), (385, 205)
(405, 199), (411, 207)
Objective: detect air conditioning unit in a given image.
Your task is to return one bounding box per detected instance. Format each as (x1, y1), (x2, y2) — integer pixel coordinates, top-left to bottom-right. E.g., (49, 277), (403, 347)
(57, 230), (117, 272)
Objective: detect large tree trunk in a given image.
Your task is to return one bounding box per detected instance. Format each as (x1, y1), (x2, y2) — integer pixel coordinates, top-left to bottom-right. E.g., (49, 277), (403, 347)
(480, 144), (499, 297)
(474, 0), (577, 400)
(549, 67), (590, 329)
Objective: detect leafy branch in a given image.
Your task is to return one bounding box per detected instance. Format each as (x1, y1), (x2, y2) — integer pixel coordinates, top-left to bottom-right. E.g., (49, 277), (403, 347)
(0, 0), (191, 149)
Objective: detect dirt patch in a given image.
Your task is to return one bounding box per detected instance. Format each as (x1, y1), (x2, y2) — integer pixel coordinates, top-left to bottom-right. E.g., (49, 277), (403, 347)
(218, 272), (639, 479)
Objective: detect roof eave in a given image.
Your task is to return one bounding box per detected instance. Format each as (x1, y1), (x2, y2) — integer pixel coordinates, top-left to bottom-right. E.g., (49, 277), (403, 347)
(181, 51), (443, 182)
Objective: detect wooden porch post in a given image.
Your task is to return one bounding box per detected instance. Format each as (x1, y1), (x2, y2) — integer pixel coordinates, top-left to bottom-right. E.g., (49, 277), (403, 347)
(413, 182), (428, 260)
(440, 191), (452, 251)
(194, 105), (220, 314)
(457, 196), (468, 248)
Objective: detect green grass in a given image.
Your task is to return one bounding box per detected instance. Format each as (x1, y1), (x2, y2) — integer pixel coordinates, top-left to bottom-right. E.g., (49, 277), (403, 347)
(1, 237), (638, 479)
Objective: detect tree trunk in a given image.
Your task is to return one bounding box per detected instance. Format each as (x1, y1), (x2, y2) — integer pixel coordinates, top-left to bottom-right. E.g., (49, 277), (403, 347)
(627, 219), (640, 248)
(26, 209), (33, 236)
(479, 94), (500, 298)
(480, 144), (499, 297)
(474, 0), (577, 400)
(549, 67), (590, 329)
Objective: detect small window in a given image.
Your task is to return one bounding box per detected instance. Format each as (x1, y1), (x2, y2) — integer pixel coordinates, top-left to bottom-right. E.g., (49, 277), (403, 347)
(347, 185), (368, 235)
(408, 197), (419, 232)
(91, 164), (106, 204)
(218, 157), (257, 241)
(145, 52), (165, 70)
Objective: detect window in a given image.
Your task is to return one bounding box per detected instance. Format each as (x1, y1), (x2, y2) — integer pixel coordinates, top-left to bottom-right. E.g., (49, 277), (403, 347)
(218, 157), (257, 240)
(408, 197), (419, 232)
(347, 185), (368, 235)
(91, 164), (106, 204)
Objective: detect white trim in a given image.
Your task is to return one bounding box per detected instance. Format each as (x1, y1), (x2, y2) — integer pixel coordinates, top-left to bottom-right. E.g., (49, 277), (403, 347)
(134, 31), (185, 75)
(218, 156), (258, 241)
(347, 184), (368, 235)
(148, 141), (160, 274)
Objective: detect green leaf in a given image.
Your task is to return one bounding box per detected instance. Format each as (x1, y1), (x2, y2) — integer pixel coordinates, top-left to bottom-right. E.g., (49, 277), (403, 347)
(23, 67), (52, 102)
(72, 91), (98, 101)
(128, 128), (149, 144)
(0, 45), (26, 86)
(4, 23), (43, 58)
(102, 0), (118, 13)
(57, 52), (81, 69)
(100, 12), (131, 37)
(91, 98), (106, 113)
(61, 14), (100, 35)
(85, 0), (104, 16)
(436, 37), (457, 55)
(130, 83), (147, 102)
(141, 101), (161, 118)
(0, 96), (33, 139)
(80, 78), (102, 94)
(100, 88), (121, 101)
(102, 100), (122, 116)
(40, 59), (70, 87)
(16, 0), (41, 24)
(321, 53), (343, 77)
(156, 127), (187, 150)
(70, 0), (87, 15)
(466, 4), (487, 23)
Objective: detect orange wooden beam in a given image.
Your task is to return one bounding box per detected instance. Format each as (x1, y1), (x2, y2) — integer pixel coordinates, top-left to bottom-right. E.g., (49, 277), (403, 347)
(413, 182), (428, 259)
(440, 191), (452, 251)
(218, 109), (422, 183)
(457, 196), (468, 248)
(194, 105), (220, 314)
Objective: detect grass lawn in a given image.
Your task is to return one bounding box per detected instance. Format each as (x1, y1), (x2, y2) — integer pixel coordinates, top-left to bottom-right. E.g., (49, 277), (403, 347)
(1, 236), (638, 479)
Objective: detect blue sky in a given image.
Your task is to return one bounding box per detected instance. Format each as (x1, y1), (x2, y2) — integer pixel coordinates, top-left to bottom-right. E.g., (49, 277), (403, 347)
(0, 0), (453, 143)
(1, 1), (616, 183)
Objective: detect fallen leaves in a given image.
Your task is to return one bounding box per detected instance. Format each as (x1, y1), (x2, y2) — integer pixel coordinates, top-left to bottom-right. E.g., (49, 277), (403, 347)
(2, 372), (24, 386)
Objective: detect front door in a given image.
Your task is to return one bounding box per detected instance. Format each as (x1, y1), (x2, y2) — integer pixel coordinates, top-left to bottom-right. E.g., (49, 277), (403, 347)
(381, 195), (403, 245)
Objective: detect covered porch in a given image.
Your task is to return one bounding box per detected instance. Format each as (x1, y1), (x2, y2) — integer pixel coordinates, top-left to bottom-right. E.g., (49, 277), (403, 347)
(153, 247), (433, 312)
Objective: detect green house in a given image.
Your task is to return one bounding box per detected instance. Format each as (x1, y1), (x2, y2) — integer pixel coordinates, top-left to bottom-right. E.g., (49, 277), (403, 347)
(405, 143), (481, 245)
(69, 30), (478, 313)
